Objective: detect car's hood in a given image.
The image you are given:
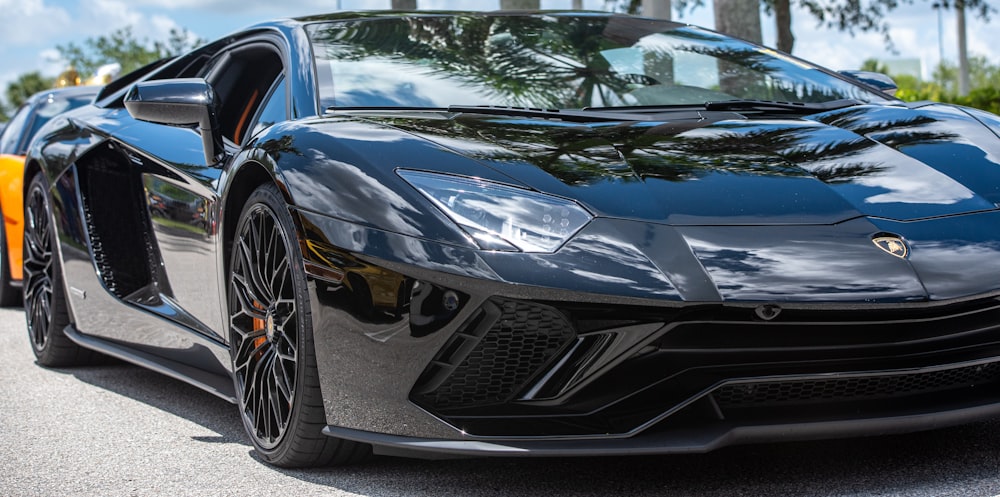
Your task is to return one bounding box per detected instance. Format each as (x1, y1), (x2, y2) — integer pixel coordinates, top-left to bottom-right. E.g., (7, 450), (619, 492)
(371, 103), (1000, 225)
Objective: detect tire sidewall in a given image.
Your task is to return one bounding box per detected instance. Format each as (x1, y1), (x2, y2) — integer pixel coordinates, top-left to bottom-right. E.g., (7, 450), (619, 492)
(228, 183), (318, 463)
(24, 175), (63, 358)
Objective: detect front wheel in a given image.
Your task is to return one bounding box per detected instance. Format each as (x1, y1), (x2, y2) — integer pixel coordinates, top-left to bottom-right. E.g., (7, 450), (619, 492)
(23, 174), (97, 367)
(227, 183), (371, 467)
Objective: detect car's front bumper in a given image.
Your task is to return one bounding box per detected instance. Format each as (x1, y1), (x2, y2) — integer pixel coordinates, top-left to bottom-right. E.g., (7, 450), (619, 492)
(298, 209), (1000, 455)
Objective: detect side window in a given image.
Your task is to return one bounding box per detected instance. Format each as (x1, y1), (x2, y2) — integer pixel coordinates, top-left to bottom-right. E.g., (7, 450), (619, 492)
(0, 104), (31, 155)
(249, 77), (287, 139)
(205, 43), (284, 145)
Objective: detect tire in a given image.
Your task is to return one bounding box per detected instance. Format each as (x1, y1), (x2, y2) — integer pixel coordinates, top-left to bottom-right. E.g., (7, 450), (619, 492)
(0, 218), (20, 307)
(23, 174), (98, 367)
(228, 183), (372, 467)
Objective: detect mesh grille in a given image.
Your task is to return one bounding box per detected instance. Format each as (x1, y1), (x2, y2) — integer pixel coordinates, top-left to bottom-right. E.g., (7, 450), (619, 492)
(714, 361), (1000, 409)
(414, 299), (575, 409)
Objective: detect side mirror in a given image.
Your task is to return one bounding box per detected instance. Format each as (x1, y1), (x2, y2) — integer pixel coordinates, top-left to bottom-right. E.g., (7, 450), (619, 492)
(124, 78), (225, 166)
(839, 70), (898, 97)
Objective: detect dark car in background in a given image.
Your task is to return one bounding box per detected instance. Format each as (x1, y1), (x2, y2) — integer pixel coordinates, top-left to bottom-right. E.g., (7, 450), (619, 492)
(0, 85), (98, 306)
(21, 11), (1000, 468)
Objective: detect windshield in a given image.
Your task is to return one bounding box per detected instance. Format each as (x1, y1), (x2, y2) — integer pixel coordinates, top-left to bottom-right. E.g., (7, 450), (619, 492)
(308, 14), (889, 111)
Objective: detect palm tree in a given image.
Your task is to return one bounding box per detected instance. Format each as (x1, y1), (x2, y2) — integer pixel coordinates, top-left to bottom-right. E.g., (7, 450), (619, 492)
(956, 0), (971, 96)
(713, 0), (762, 43)
(391, 0), (416, 9)
(501, 0), (540, 9)
(642, 0), (672, 19)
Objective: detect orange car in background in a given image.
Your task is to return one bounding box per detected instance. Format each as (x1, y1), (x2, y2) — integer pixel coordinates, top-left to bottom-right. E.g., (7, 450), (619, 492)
(0, 86), (98, 305)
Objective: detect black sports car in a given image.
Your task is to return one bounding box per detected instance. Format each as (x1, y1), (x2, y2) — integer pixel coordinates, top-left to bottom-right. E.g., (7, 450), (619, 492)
(23, 11), (1000, 468)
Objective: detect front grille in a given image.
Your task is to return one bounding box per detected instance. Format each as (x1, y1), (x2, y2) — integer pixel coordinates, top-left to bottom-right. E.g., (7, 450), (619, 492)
(713, 361), (1000, 409)
(411, 298), (575, 410)
(413, 296), (1000, 438)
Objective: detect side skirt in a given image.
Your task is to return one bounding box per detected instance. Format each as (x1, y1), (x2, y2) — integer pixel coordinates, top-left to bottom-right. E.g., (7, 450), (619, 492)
(62, 324), (237, 403)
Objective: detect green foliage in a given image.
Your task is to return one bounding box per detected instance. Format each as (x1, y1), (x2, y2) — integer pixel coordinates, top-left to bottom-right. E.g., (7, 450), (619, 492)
(959, 86), (1000, 114)
(2, 72), (55, 118)
(57, 26), (204, 77)
(1, 25), (204, 122)
(876, 56), (1000, 114)
(860, 58), (890, 74)
(614, 1), (995, 54)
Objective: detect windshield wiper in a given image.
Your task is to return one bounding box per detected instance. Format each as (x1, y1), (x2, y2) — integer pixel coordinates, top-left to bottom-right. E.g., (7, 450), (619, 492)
(703, 98), (863, 113)
(328, 105), (658, 122)
(445, 105), (661, 122)
(328, 106), (448, 113)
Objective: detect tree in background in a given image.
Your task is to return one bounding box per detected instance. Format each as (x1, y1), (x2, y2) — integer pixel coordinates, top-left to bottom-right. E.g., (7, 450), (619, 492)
(663, 0), (991, 57)
(642, 0), (673, 19)
(501, 0), (541, 8)
(862, 55), (1000, 113)
(1, 72), (54, 118)
(390, 0), (417, 9)
(714, 0), (763, 43)
(609, 0), (670, 17)
(57, 26), (204, 77)
(1, 25), (205, 122)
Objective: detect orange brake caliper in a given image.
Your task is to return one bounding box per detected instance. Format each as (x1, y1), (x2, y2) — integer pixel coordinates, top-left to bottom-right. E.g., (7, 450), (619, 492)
(252, 301), (267, 357)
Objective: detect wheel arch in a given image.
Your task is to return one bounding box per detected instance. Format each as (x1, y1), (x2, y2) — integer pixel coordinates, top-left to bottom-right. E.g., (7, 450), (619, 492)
(22, 158), (43, 198)
(220, 159), (295, 283)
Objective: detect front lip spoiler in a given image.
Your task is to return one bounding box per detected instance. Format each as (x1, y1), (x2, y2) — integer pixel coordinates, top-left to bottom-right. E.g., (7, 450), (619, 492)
(324, 400), (1000, 459)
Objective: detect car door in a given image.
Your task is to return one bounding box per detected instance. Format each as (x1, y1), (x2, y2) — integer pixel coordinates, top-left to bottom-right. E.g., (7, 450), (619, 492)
(68, 37), (287, 359)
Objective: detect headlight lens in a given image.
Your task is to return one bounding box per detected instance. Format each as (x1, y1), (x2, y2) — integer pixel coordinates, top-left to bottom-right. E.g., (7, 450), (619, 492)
(398, 170), (592, 253)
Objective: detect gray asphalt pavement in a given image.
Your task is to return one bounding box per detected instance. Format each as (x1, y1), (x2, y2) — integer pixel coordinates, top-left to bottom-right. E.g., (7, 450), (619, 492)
(2, 304), (1000, 497)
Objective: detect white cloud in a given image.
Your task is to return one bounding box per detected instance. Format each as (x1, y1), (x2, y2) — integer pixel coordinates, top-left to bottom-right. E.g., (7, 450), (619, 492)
(150, 14), (185, 41)
(0, 0), (72, 45)
(77, 0), (146, 34)
(0, 0), (201, 106)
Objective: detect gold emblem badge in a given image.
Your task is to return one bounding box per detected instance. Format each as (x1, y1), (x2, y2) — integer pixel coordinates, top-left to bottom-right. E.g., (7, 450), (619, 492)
(265, 313), (276, 340)
(872, 235), (908, 258)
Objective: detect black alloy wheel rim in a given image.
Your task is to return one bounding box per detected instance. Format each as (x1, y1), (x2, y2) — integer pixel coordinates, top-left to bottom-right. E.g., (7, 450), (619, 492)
(229, 203), (299, 450)
(23, 184), (53, 350)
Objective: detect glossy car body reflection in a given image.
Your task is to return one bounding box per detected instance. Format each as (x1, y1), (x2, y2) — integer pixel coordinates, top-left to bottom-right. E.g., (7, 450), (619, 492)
(0, 85), (97, 305)
(22, 11), (1000, 465)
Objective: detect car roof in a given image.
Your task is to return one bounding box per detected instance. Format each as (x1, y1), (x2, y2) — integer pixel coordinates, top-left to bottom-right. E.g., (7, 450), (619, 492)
(25, 85), (101, 106)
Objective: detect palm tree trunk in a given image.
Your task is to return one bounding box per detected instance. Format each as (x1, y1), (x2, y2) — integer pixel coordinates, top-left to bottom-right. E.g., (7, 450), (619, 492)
(391, 0), (416, 9)
(642, 0), (672, 20)
(774, 0), (794, 53)
(500, 0), (540, 9)
(713, 0), (762, 43)
(957, 0), (971, 96)
(713, 0), (762, 95)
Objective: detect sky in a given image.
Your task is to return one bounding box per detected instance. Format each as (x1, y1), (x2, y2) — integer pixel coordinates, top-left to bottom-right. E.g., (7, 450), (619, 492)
(0, 0), (996, 106)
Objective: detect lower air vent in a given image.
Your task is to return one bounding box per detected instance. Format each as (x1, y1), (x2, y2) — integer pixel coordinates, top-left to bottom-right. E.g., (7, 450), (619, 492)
(412, 298), (575, 410)
(713, 361), (1000, 409)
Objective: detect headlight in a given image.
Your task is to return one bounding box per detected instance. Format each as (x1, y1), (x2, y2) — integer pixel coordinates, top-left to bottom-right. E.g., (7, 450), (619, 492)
(398, 170), (592, 253)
